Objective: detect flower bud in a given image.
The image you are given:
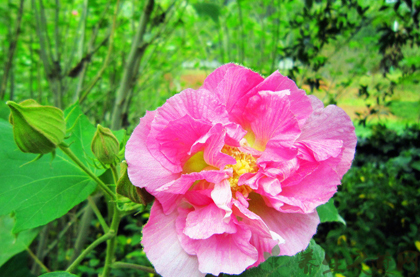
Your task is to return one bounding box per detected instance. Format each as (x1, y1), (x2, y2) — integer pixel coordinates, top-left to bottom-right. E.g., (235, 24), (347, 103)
(7, 99), (66, 154)
(91, 124), (119, 165)
(116, 161), (154, 206)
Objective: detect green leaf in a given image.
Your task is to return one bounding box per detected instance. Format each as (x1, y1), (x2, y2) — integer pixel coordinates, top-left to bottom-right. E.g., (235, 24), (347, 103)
(39, 272), (78, 277)
(0, 102), (125, 233)
(0, 252), (36, 277)
(317, 198), (346, 225)
(0, 119), (97, 233)
(64, 102), (125, 171)
(0, 215), (39, 267)
(236, 240), (332, 277)
(193, 3), (220, 24)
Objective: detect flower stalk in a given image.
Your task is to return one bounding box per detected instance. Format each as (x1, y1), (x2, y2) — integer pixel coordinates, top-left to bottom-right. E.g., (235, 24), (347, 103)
(58, 143), (116, 201)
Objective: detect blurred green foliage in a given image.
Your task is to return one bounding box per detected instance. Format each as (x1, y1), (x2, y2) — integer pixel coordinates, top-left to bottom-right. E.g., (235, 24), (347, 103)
(316, 124), (420, 277)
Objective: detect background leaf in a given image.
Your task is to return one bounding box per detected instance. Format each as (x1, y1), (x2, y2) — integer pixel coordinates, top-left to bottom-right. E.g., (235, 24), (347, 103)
(0, 102), (125, 233)
(235, 240), (332, 277)
(0, 215), (39, 267)
(317, 198), (346, 225)
(0, 252), (36, 277)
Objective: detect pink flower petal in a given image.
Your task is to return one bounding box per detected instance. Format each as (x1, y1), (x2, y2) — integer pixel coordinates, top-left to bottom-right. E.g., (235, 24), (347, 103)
(155, 115), (212, 169)
(274, 163), (340, 213)
(195, 225), (258, 275)
(202, 64), (264, 117)
(157, 170), (229, 194)
(184, 203), (237, 239)
(297, 139), (343, 162)
(126, 111), (178, 192)
(147, 89), (230, 172)
(142, 202), (204, 277)
(211, 179), (233, 218)
(245, 91), (300, 156)
(298, 105), (357, 177)
(249, 195), (320, 256)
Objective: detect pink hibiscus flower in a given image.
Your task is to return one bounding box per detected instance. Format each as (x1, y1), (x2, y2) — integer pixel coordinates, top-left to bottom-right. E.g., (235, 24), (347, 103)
(126, 64), (356, 276)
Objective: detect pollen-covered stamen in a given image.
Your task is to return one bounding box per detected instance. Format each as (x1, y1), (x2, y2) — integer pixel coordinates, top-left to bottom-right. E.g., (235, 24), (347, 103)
(222, 146), (258, 197)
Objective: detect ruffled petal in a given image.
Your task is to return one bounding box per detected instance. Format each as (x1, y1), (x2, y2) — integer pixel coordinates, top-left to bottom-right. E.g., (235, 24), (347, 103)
(272, 163), (340, 213)
(202, 64), (264, 118)
(245, 91), (300, 152)
(157, 170), (230, 194)
(211, 179), (233, 218)
(142, 202), (204, 277)
(247, 71), (312, 127)
(184, 203), (237, 239)
(147, 89), (230, 172)
(195, 225), (258, 275)
(249, 195), (320, 256)
(297, 105), (357, 177)
(126, 111), (178, 192)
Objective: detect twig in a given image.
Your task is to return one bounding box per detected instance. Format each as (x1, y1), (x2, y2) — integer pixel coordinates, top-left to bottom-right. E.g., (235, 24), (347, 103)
(27, 247), (51, 273)
(111, 262), (158, 274)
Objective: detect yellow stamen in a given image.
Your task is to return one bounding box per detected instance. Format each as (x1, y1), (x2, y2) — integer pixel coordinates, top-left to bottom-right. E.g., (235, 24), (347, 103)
(222, 146), (258, 197)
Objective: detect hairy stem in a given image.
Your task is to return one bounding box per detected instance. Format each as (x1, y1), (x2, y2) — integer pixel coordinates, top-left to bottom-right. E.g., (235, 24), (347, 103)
(101, 206), (121, 277)
(88, 195), (110, 232)
(66, 231), (115, 273)
(58, 144), (116, 200)
(111, 262), (157, 274)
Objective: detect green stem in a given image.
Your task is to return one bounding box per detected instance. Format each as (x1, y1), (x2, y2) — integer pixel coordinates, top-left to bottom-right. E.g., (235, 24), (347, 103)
(110, 164), (119, 185)
(58, 144), (116, 200)
(26, 247), (50, 273)
(111, 262), (157, 274)
(88, 195), (109, 232)
(66, 231), (115, 273)
(101, 206), (121, 277)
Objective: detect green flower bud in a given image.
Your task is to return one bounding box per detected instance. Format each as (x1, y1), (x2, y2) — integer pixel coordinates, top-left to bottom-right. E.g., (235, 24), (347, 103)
(91, 124), (119, 165)
(116, 161), (154, 206)
(7, 99), (66, 154)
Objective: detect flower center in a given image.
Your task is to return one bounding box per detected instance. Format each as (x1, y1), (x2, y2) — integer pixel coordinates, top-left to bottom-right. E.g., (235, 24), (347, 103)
(222, 146), (258, 197)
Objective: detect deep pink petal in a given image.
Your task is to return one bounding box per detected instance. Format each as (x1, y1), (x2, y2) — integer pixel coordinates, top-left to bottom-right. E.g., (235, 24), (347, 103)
(201, 63), (237, 93)
(249, 196), (320, 256)
(142, 202), (204, 277)
(189, 124), (236, 169)
(203, 64), (264, 116)
(147, 89), (230, 172)
(184, 203), (237, 239)
(245, 91), (300, 154)
(156, 115), (212, 169)
(126, 111), (178, 192)
(184, 188), (213, 207)
(157, 170), (230, 194)
(246, 71), (312, 127)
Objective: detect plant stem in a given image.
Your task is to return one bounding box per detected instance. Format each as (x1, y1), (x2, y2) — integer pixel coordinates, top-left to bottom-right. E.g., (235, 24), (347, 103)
(110, 164), (119, 185)
(58, 144), (116, 200)
(88, 195), (110, 232)
(111, 262), (157, 274)
(66, 231), (115, 273)
(101, 206), (121, 277)
(27, 247), (50, 273)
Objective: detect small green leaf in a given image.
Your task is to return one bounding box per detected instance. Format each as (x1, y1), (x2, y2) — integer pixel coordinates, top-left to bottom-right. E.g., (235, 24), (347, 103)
(39, 272), (78, 277)
(0, 215), (40, 267)
(317, 198), (346, 225)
